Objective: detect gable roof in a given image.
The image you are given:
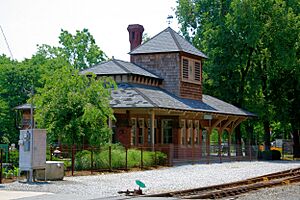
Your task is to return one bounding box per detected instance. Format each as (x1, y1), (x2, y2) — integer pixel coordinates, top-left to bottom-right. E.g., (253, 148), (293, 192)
(129, 27), (208, 59)
(15, 103), (34, 110)
(80, 59), (162, 79)
(111, 83), (256, 117)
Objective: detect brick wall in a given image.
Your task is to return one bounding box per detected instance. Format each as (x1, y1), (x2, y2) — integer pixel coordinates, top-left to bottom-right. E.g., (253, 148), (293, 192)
(131, 53), (180, 96)
(180, 81), (202, 100)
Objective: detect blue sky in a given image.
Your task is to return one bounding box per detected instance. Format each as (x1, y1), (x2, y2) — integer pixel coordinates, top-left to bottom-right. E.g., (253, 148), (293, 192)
(0, 0), (179, 61)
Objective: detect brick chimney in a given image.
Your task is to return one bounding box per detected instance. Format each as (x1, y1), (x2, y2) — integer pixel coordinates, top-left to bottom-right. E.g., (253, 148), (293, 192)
(127, 24), (144, 53)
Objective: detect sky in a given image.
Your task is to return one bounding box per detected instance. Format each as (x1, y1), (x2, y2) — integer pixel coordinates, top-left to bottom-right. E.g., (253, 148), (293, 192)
(0, 0), (179, 62)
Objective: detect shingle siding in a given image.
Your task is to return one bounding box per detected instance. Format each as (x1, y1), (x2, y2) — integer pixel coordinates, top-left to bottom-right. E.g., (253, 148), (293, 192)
(180, 81), (202, 100)
(132, 53), (180, 96)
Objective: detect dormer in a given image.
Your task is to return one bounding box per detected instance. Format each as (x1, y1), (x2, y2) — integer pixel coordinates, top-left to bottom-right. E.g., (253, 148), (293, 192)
(129, 26), (207, 100)
(80, 58), (162, 86)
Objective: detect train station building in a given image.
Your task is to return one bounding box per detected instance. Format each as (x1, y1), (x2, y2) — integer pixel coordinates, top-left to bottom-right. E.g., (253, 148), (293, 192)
(80, 24), (255, 163)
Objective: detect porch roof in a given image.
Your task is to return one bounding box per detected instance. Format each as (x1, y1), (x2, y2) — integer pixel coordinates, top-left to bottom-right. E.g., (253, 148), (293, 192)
(110, 83), (255, 117)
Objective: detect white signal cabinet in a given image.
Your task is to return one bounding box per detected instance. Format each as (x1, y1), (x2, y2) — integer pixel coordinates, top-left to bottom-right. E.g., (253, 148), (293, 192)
(19, 129), (47, 173)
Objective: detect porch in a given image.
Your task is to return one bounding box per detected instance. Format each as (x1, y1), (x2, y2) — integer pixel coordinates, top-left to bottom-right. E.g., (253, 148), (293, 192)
(112, 108), (254, 164)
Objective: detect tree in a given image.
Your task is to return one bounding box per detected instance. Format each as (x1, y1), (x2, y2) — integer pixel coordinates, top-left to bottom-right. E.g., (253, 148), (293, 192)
(33, 66), (116, 145)
(0, 28), (108, 144)
(0, 55), (32, 143)
(37, 28), (107, 70)
(176, 0), (257, 154)
(0, 97), (10, 143)
(176, 0), (300, 154)
(266, 1), (300, 156)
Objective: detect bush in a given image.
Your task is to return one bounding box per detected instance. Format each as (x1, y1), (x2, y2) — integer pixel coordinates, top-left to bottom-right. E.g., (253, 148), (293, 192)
(271, 150), (281, 160)
(2, 166), (19, 179)
(75, 150), (91, 170)
(74, 145), (167, 170)
(9, 150), (19, 167)
(258, 150), (281, 160)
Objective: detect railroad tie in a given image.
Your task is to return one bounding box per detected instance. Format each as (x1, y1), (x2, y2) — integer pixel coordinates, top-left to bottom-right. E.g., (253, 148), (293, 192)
(263, 177), (269, 182)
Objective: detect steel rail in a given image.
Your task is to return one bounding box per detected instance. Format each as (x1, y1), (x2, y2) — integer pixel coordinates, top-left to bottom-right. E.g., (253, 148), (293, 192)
(143, 167), (300, 199)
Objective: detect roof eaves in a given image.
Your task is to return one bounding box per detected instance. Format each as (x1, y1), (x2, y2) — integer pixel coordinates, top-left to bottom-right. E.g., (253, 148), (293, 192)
(173, 30), (208, 59)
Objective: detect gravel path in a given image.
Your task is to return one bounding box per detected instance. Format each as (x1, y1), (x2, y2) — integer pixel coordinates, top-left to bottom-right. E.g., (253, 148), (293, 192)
(1, 161), (300, 199)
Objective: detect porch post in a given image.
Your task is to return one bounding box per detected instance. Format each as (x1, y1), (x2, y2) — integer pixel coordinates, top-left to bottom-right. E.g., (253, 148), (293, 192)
(206, 129), (211, 164)
(228, 132), (231, 159)
(199, 129), (203, 159)
(192, 126), (195, 163)
(151, 110), (155, 151)
(218, 129), (222, 163)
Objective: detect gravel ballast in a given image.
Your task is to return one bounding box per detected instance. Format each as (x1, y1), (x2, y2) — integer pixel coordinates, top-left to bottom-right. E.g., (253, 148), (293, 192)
(236, 183), (300, 200)
(1, 161), (300, 199)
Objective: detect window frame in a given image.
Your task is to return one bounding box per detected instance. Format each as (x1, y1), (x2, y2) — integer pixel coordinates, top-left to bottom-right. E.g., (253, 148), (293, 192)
(131, 118), (137, 145)
(138, 118), (144, 145)
(194, 120), (200, 145)
(161, 119), (173, 144)
(187, 120), (193, 145)
(180, 119), (186, 145)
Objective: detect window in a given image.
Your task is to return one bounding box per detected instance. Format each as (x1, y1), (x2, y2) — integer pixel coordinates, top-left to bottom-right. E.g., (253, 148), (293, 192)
(162, 119), (173, 144)
(194, 121), (200, 145)
(187, 120), (193, 145)
(180, 120), (186, 145)
(181, 57), (202, 83)
(138, 118), (144, 144)
(131, 118), (137, 145)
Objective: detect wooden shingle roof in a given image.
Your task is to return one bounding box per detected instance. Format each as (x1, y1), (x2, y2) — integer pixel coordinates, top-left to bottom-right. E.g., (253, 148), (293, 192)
(129, 27), (208, 59)
(80, 59), (162, 80)
(111, 83), (255, 117)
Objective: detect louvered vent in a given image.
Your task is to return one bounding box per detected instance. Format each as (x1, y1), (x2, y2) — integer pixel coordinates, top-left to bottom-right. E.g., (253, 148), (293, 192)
(183, 59), (189, 79)
(195, 61), (201, 81)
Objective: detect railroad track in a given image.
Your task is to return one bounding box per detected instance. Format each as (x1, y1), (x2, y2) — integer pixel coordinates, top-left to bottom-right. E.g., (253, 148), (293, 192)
(143, 167), (300, 199)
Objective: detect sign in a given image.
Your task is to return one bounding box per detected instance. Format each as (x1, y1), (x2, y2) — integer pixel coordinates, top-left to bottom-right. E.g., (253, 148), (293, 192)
(135, 180), (146, 188)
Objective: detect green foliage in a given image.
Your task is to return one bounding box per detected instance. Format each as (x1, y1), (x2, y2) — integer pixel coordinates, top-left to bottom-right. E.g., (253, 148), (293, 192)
(2, 166), (19, 179)
(0, 53), (70, 144)
(74, 146), (167, 170)
(0, 55), (33, 143)
(176, 0), (300, 150)
(9, 150), (19, 167)
(0, 28), (107, 145)
(37, 28), (107, 70)
(33, 66), (116, 145)
(75, 150), (91, 170)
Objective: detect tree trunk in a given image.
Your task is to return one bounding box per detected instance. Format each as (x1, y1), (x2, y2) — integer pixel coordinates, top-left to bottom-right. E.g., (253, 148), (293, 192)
(292, 128), (300, 158)
(263, 121), (271, 151)
(235, 124), (243, 156)
(245, 123), (254, 156)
